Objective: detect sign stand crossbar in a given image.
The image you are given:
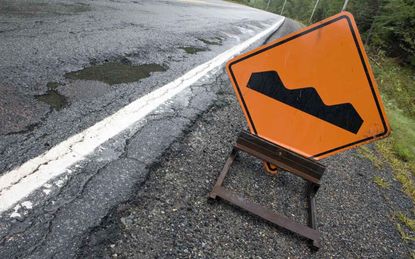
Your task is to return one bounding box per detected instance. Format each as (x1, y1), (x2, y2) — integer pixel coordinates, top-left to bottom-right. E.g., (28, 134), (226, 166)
(209, 131), (326, 249)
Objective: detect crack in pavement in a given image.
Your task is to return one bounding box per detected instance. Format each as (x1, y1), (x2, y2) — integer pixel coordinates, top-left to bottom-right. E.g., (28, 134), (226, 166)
(0, 12), (286, 256)
(0, 64), (229, 258)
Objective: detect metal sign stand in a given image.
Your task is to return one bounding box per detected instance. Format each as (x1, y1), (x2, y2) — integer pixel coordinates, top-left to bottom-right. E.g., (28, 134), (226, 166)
(209, 131), (326, 249)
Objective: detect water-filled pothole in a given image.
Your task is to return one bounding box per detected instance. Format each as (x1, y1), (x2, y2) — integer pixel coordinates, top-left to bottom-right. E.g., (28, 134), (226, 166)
(180, 47), (208, 55)
(65, 62), (167, 85)
(46, 82), (60, 90)
(35, 82), (67, 111)
(198, 37), (223, 46)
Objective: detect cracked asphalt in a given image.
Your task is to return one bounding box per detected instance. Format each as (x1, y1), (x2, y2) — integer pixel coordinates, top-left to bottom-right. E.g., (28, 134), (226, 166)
(0, 0), (413, 258)
(80, 68), (413, 258)
(0, 0), (278, 172)
(0, 0), (289, 257)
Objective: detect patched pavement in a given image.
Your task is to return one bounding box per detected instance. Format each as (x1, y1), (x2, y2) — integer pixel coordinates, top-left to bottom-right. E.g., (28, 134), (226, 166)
(0, 0), (288, 257)
(1, 0), (413, 258)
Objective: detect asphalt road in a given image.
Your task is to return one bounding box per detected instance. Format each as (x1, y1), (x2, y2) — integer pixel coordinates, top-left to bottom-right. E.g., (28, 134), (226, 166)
(0, 0), (278, 172)
(0, 0), (286, 257)
(81, 63), (413, 258)
(0, 0), (413, 258)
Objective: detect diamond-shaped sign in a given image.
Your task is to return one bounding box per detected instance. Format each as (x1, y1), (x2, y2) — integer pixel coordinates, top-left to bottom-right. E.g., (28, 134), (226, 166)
(226, 12), (390, 160)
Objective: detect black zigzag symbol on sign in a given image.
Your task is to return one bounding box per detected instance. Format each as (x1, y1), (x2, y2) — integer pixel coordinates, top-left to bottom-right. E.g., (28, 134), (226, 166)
(247, 71), (363, 134)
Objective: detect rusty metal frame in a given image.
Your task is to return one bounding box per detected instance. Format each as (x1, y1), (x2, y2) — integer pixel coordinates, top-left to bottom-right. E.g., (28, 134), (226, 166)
(209, 131), (325, 249)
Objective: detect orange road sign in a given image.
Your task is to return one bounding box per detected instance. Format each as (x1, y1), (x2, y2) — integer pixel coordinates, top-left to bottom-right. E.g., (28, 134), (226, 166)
(226, 12), (390, 160)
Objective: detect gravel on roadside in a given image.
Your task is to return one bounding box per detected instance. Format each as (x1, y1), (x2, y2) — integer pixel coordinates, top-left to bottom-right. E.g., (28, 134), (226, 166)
(79, 68), (413, 258)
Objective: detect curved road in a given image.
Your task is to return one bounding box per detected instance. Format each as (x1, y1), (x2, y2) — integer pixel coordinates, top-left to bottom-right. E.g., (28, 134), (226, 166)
(0, 0), (287, 257)
(1, 0), (411, 258)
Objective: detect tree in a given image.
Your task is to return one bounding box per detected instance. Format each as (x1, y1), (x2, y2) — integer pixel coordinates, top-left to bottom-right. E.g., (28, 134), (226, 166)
(372, 0), (415, 65)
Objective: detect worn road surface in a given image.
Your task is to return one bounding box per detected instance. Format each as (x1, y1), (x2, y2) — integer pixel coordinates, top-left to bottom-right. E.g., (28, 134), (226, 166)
(0, 0), (413, 258)
(82, 70), (413, 258)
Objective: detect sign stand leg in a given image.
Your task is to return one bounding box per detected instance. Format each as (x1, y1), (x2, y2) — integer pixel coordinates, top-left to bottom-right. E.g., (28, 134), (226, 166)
(307, 182), (320, 248)
(209, 131), (325, 249)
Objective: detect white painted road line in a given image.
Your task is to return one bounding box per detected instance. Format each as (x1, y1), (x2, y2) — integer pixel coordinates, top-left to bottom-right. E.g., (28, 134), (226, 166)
(0, 18), (285, 214)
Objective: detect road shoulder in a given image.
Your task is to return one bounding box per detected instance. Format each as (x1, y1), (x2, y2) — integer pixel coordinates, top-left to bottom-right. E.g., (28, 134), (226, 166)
(81, 68), (411, 258)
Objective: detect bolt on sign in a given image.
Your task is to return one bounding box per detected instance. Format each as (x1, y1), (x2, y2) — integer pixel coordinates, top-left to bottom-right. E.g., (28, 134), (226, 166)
(226, 12), (390, 161)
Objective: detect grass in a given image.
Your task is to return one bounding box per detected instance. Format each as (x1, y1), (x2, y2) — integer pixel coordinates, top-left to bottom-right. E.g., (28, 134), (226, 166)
(369, 53), (415, 246)
(386, 109), (415, 163)
(396, 223), (415, 242)
(231, 0), (415, 171)
(376, 138), (415, 201)
(356, 146), (384, 169)
(370, 53), (415, 202)
(371, 53), (415, 166)
(373, 176), (391, 189)
(396, 212), (415, 232)
(228, 0), (415, 246)
(356, 55), (415, 190)
(372, 53), (415, 119)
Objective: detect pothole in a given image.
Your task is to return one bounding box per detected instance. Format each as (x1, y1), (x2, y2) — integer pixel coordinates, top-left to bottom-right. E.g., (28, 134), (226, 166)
(35, 82), (67, 111)
(46, 82), (60, 90)
(65, 62), (167, 85)
(0, 2), (91, 16)
(180, 46), (208, 55)
(198, 37), (223, 46)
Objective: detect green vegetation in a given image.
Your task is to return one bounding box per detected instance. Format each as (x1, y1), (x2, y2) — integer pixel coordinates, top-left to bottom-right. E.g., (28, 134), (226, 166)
(231, 0), (415, 67)
(231, 0), (415, 247)
(396, 212), (415, 232)
(371, 55), (415, 176)
(371, 53), (415, 203)
(366, 53), (415, 245)
(356, 146), (384, 169)
(397, 223), (415, 242)
(372, 53), (415, 122)
(231, 0), (415, 195)
(374, 175), (391, 189)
